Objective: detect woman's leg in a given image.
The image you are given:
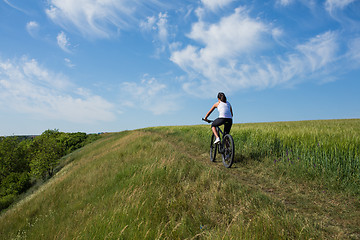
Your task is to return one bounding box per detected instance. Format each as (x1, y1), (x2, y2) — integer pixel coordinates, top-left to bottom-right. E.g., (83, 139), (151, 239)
(224, 119), (233, 135)
(212, 118), (226, 140)
(212, 126), (219, 138)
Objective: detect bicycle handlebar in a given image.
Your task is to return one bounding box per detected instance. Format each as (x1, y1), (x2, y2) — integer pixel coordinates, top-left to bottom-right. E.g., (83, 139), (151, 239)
(202, 118), (213, 123)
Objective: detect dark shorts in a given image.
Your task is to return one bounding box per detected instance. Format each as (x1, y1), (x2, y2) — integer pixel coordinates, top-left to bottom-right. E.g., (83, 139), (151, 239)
(211, 118), (233, 135)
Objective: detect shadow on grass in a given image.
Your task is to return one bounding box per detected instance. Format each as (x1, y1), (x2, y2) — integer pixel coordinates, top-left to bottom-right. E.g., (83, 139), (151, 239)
(234, 152), (265, 166)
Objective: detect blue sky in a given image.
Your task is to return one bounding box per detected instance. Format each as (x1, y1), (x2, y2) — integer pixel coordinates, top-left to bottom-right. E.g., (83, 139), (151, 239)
(1, 0), (359, 135)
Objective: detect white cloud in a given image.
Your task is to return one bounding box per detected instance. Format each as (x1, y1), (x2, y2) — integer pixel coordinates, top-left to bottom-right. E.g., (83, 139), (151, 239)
(26, 21), (39, 38)
(57, 31), (71, 53)
(170, 5), (344, 97)
(171, 7), (266, 70)
(121, 75), (180, 115)
(170, 7), (269, 95)
(0, 57), (115, 123)
(188, 7), (267, 59)
(201, 0), (234, 11)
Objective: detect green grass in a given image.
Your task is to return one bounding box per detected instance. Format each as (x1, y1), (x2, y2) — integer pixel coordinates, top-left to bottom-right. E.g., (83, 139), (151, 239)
(1, 119), (359, 239)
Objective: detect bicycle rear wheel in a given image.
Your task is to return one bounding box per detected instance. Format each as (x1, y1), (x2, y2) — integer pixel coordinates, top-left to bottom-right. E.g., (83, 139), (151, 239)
(221, 134), (234, 168)
(210, 134), (217, 162)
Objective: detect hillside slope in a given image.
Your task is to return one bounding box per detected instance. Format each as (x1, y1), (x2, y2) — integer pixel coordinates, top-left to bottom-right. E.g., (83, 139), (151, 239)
(1, 122), (359, 239)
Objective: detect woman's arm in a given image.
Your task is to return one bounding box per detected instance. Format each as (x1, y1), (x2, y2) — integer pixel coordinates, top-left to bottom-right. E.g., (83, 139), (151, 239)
(204, 102), (219, 120)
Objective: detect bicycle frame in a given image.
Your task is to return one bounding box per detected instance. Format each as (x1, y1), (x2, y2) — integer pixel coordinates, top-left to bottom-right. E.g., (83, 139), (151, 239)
(214, 126), (225, 153)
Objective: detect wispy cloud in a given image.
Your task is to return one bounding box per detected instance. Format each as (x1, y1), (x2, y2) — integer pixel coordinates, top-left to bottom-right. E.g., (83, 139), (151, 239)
(276, 0), (317, 8)
(4, 0), (29, 14)
(26, 21), (39, 38)
(121, 74), (181, 115)
(57, 31), (72, 53)
(348, 37), (360, 65)
(140, 16), (157, 31)
(46, 0), (134, 38)
(324, 0), (359, 27)
(157, 12), (169, 43)
(140, 12), (170, 56)
(0, 57), (115, 123)
(201, 0), (234, 11)
(46, 0), (167, 39)
(325, 0), (357, 13)
(64, 58), (75, 68)
(296, 31), (339, 71)
(276, 0), (295, 6)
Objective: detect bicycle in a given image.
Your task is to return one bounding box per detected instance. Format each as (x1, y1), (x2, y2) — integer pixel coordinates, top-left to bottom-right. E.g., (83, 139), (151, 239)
(202, 118), (235, 168)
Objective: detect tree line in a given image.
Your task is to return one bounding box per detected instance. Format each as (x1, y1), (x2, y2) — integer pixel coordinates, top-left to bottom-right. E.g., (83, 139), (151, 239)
(0, 129), (101, 211)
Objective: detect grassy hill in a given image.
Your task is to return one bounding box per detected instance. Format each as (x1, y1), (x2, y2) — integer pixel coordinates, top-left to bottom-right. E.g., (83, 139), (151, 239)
(1, 120), (359, 239)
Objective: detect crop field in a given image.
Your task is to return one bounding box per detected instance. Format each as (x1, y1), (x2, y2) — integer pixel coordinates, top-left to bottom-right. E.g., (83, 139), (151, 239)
(230, 119), (360, 193)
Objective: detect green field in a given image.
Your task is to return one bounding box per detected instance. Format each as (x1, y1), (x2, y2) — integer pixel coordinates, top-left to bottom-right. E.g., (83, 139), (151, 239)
(1, 119), (359, 239)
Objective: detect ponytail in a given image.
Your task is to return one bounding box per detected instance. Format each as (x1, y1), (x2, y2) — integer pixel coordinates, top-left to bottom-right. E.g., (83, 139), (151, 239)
(217, 92), (227, 102)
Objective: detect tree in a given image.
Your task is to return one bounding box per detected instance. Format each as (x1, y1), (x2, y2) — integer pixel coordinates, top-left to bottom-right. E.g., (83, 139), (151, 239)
(0, 137), (31, 209)
(29, 130), (63, 179)
(58, 132), (87, 154)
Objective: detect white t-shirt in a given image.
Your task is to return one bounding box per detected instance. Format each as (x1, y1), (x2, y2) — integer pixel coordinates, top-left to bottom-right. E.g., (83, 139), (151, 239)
(218, 101), (232, 118)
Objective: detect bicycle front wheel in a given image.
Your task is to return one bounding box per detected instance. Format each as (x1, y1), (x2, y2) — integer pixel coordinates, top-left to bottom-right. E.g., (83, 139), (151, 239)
(221, 134), (235, 168)
(210, 134), (217, 162)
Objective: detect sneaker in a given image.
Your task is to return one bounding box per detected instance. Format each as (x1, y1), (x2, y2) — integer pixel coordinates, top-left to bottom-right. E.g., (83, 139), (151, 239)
(214, 138), (220, 144)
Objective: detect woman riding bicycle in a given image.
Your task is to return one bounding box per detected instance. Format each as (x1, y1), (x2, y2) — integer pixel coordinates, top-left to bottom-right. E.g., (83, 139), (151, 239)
(204, 92), (233, 144)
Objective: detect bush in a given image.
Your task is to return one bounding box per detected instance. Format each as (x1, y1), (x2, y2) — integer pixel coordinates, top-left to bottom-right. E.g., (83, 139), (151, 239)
(0, 194), (16, 210)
